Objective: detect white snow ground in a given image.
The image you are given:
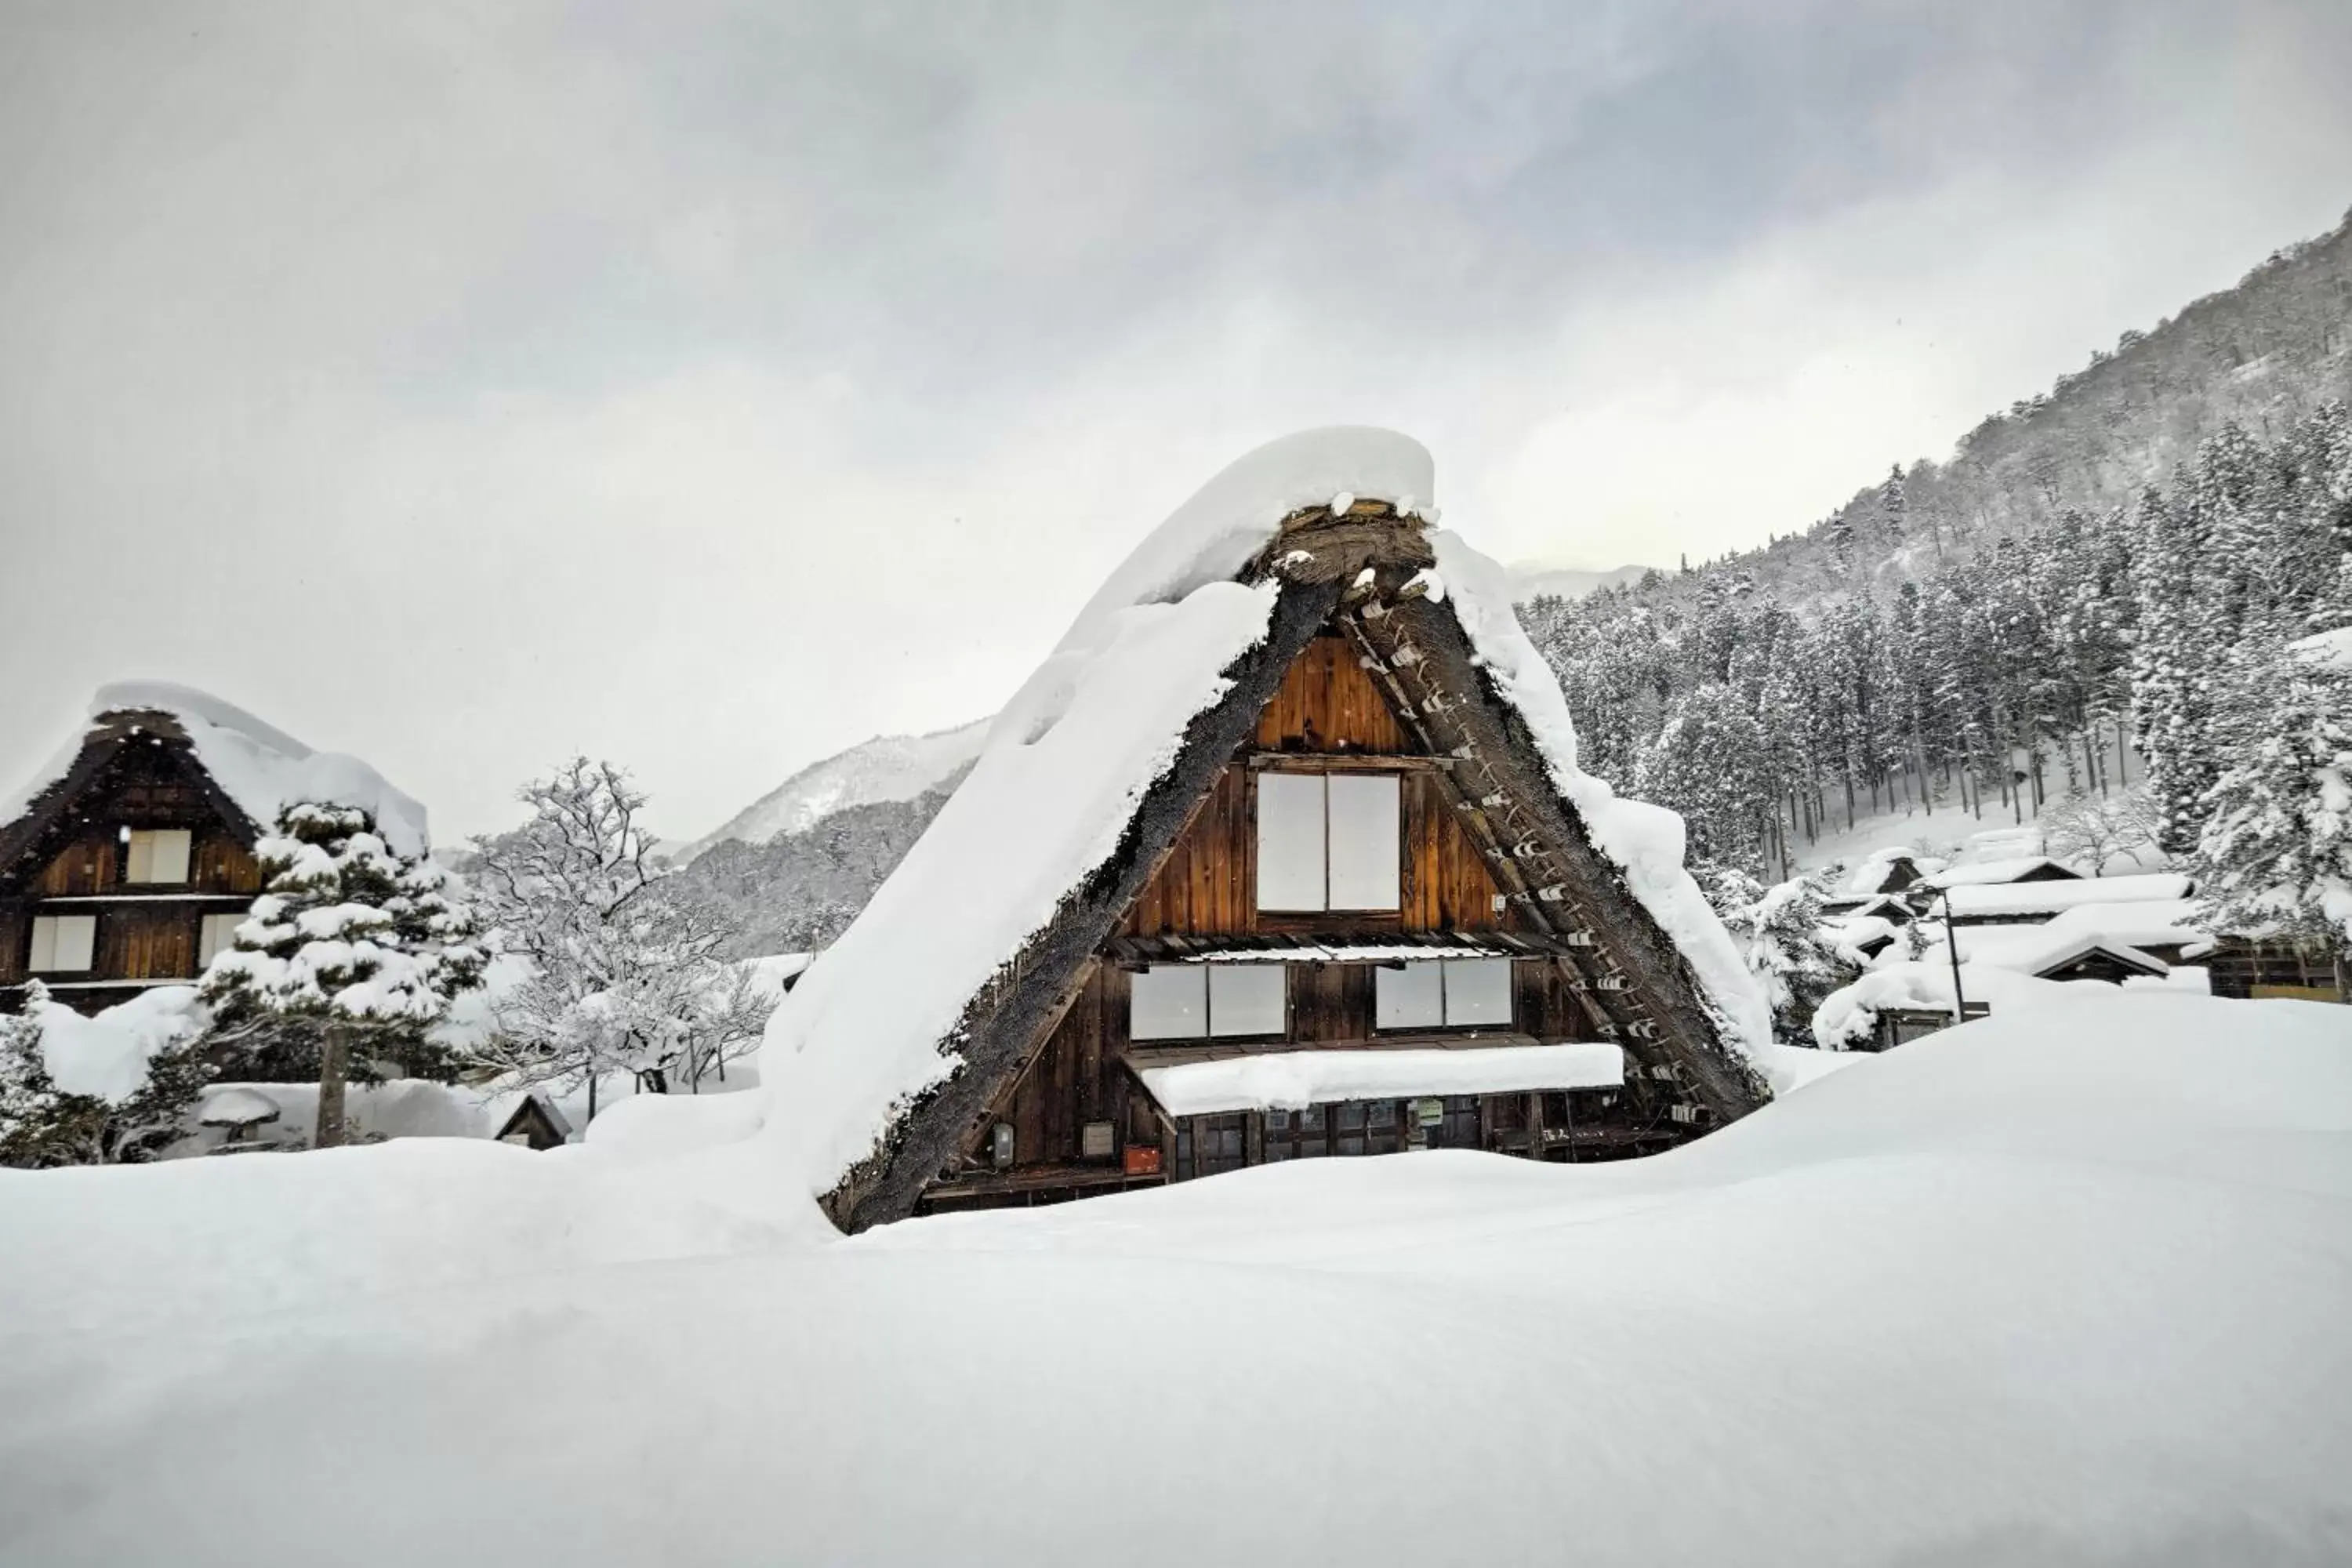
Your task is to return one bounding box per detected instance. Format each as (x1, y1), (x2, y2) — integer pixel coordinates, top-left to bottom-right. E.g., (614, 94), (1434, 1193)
(2, 992), (2349, 1567)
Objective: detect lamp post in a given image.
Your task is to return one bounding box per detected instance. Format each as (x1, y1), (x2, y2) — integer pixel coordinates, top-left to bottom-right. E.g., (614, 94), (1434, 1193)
(1936, 887), (1968, 1026)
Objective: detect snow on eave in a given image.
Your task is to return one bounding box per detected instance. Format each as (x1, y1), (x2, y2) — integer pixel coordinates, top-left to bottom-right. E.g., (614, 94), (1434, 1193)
(760, 430), (1437, 1202)
(1137, 1041), (1625, 1118)
(82, 681), (431, 858)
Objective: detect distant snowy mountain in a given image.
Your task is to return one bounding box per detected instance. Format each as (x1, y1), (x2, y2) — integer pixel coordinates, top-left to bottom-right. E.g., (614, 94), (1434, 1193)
(1506, 562), (1659, 601)
(681, 717), (992, 862)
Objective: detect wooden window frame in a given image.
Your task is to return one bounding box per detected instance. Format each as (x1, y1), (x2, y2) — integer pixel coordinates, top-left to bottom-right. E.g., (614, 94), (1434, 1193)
(1128, 963), (1291, 1044)
(123, 828), (193, 887)
(1252, 769), (1402, 915)
(29, 913), (99, 974)
(1373, 958), (1516, 1033)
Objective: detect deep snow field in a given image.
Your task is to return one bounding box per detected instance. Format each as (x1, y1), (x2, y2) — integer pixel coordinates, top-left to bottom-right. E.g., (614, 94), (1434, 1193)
(3, 993), (2350, 1567)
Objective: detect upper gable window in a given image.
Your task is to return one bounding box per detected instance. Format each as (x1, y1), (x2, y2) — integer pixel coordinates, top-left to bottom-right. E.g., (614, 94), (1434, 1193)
(124, 829), (192, 885)
(29, 914), (97, 974)
(1255, 772), (1400, 913)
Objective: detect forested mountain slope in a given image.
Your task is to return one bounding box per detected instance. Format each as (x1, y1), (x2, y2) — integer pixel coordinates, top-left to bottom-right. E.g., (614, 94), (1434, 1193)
(678, 719), (989, 864)
(1522, 207), (2352, 889)
(1647, 208), (2352, 606)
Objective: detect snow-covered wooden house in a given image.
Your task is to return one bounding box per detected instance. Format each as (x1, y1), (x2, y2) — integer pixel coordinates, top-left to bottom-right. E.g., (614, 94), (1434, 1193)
(763, 430), (1775, 1232)
(1940, 872), (2189, 928)
(0, 684), (427, 1016)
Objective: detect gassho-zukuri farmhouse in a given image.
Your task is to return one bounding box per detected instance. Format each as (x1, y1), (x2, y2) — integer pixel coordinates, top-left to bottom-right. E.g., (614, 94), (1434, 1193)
(758, 427), (1798, 1232)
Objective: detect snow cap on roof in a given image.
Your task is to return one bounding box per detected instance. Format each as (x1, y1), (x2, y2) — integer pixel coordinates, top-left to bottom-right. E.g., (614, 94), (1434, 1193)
(1944, 873), (2189, 920)
(1926, 856), (2080, 888)
(989, 429), (1434, 756)
(1844, 846), (1922, 895)
(198, 1085), (285, 1127)
(87, 681), (431, 858)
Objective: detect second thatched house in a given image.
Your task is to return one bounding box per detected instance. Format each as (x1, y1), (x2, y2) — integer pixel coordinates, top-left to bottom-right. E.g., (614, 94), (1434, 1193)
(0, 684), (428, 1016)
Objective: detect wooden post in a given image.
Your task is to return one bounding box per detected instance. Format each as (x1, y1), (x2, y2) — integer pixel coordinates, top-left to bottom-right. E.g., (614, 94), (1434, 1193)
(315, 1022), (350, 1149)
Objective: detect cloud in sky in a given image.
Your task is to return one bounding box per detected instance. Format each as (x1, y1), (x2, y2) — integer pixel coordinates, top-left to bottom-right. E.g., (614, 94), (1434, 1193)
(2, 0), (2347, 838)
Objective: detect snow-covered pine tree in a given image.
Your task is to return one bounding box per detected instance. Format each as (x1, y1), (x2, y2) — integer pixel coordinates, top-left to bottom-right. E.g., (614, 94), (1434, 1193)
(1703, 868), (1858, 1047)
(1633, 684), (1771, 873)
(2193, 646), (2352, 980)
(2129, 480), (2216, 855)
(199, 804), (485, 1148)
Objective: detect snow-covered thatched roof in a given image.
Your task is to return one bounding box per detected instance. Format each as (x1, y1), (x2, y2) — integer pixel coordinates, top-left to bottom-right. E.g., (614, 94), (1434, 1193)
(1924, 856), (2082, 889)
(1945, 872), (2190, 921)
(757, 427), (1772, 1223)
(0, 682), (430, 860)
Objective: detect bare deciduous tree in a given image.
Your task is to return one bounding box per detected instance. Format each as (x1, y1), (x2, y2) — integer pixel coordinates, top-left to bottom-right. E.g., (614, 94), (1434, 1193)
(2040, 788), (2164, 873)
(468, 759), (772, 1119)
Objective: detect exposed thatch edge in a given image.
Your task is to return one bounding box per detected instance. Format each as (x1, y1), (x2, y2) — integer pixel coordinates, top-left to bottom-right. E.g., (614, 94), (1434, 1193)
(822, 580), (1346, 1232)
(1360, 596), (1770, 1115)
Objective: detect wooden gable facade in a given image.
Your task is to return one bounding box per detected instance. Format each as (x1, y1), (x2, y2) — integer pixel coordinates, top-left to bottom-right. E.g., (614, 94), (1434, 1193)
(0, 710), (265, 1016)
(829, 500), (1773, 1229)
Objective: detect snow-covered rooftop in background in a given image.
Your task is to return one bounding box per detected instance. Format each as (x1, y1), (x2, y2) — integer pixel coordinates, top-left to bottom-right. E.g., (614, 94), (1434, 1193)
(758, 427), (1770, 1202)
(195, 1086), (286, 1127)
(1949, 899), (2210, 969)
(1139, 1042), (1624, 1117)
(1945, 872), (2189, 920)
(0, 682), (430, 858)
(1924, 855), (2080, 888)
(1842, 845), (1926, 895)
(2288, 625), (2352, 672)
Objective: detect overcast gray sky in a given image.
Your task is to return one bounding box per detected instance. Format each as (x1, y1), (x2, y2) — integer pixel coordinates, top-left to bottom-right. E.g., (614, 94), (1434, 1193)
(3, 2), (2347, 842)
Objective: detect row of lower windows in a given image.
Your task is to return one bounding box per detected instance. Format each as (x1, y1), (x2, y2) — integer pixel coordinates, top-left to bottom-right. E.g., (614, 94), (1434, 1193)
(1178, 1098), (1486, 1176)
(22, 911), (240, 975)
(1130, 957), (1513, 1041)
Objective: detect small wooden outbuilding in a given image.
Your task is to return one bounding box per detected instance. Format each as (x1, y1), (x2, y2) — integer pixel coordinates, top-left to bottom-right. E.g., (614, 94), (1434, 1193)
(494, 1094), (574, 1150)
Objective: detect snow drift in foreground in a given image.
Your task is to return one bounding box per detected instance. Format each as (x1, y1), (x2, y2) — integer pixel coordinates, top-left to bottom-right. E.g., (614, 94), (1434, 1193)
(3, 993), (2348, 1566)
(758, 427), (1771, 1202)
